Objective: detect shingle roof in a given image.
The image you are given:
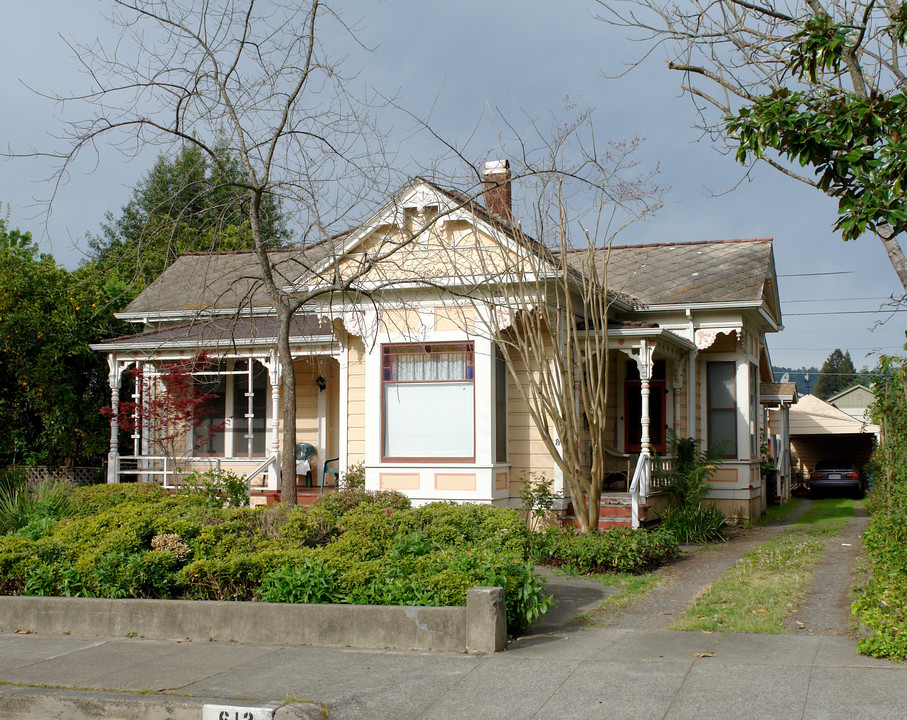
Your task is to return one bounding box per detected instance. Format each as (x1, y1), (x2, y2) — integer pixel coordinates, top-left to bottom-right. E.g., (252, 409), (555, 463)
(96, 315), (333, 349)
(121, 243), (343, 315)
(760, 382), (798, 401)
(569, 238), (773, 306)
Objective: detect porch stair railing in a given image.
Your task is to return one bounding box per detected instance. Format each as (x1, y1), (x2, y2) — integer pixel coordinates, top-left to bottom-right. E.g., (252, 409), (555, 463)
(628, 453), (650, 530)
(243, 454), (278, 492)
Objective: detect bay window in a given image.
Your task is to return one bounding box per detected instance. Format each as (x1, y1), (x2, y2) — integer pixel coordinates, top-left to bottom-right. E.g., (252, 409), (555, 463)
(382, 343), (475, 461)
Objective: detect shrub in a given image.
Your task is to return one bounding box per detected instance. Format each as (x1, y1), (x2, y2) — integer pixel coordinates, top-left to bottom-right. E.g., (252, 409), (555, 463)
(415, 502), (530, 556)
(656, 434), (726, 510)
(259, 557), (343, 604)
(313, 487), (411, 522)
(179, 468), (249, 509)
(529, 526), (679, 573)
(1, 484), (551, 631)
(69, 482), (170, 515)
(339, 461), (366, 490)
(658, 504), (727, 544)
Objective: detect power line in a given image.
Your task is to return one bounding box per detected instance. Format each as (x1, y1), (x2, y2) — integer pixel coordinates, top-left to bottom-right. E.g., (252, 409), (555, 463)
(779, 270), (858, 277)
(784, 296), (893, 304)
(785, 309), (907, 316)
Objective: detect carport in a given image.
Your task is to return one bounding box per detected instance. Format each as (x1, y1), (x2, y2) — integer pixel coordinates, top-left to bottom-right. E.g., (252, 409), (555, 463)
(788, 394), (878, 486)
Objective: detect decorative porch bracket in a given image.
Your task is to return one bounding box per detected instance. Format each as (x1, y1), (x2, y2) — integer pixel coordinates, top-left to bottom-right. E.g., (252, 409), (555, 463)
(620, 339), (656, 456)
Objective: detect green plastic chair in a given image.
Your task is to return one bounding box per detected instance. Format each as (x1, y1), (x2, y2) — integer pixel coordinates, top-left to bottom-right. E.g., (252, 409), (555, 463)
(322, 457), (340, 491)
(295, 443), (317, 488)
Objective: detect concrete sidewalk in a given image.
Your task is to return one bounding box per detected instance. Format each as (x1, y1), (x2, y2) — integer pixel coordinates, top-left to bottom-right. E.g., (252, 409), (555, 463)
(2, 625), (905, 719)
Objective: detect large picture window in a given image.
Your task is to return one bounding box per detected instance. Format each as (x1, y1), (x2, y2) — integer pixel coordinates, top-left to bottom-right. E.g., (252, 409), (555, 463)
(708, 361), (737, 458)
(383, 343), (475, 461)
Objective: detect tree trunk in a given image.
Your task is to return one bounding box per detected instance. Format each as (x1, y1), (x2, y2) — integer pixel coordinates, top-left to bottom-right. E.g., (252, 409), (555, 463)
(277, 303), (298, 505)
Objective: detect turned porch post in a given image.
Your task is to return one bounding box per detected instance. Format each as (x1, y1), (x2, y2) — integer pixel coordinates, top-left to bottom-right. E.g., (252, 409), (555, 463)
(106, 355), (124, 484)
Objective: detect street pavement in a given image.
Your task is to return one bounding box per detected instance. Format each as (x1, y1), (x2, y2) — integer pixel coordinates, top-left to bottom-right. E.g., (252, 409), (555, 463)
(1, 622), (905, 719)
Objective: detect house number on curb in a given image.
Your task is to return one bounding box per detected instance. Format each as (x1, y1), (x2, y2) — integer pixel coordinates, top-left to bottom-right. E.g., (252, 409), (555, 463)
(202, 704), (275, 720)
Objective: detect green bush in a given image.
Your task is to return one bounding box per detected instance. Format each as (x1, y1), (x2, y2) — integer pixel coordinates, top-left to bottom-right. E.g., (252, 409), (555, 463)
(259, 557), (344, 604)
(529, 526), (679, 573)
(0, 485), (551, 631)
(313, 487), (411, 522)
(178, 468), (250, 509)
(658, 504), (727, 544)
(339, 461), (366, 490)
(854, 508), (907, 660)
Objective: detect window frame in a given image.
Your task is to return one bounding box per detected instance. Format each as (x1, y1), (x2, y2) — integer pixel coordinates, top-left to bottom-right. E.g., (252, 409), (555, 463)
(707, 360), (738, 459)
(381, 342), (476, 463)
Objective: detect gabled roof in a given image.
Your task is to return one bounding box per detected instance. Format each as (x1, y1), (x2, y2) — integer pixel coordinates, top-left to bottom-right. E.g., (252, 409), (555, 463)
(789, 393), (879, 435)
(582, 238), (776, 308)
(117, 185), (779, 325)
(827, 384), (874, 404)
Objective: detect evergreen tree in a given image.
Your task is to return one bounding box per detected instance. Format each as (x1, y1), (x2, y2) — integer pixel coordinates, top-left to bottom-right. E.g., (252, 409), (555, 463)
(82, 143), (288, 303)
(813, 349), (857, 400)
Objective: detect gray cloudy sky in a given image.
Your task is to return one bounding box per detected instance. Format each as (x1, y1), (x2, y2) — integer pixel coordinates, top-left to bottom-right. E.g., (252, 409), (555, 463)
(1, 0), (904, 371)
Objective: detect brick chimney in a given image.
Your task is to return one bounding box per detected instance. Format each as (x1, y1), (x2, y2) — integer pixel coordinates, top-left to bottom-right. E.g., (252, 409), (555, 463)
(483, 159), (512, 219)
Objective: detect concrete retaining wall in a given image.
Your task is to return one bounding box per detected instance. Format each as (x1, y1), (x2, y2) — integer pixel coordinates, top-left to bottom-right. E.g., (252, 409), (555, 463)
(0, 586), (506, 654)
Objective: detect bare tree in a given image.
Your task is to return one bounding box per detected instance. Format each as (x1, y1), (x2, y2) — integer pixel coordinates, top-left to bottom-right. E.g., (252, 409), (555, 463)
(28, 0), (419, 502)
(404, 114), (661, 531)
(597, 0), (907, 292)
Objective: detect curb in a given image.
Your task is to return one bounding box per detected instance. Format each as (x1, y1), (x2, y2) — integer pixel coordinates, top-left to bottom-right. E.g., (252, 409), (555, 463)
(0, 685), (323, 720)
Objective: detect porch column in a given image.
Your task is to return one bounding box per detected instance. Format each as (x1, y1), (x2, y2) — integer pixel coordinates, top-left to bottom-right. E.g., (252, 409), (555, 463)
(780, 405), (791, 500)
(132, 362), (143, 457)
(672, 361), (685, 436)
(265, 349), (282, 490)
(106, 355), (123, 484)
(638, 339), (654, 457)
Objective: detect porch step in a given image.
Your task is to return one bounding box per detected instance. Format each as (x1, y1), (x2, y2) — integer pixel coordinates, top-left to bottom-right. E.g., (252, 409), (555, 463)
(249, 487), (337, 506)
(562, 494), (648, 531)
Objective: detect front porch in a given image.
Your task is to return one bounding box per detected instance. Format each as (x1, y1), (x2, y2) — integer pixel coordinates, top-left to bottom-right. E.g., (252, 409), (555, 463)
(97, 320), (342, 498)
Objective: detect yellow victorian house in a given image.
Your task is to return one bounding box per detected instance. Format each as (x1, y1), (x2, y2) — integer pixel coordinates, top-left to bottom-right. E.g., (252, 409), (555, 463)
(93, 161), (785, 525)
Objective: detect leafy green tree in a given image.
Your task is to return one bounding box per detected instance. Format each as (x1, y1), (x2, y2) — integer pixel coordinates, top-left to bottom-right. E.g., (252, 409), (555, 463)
(0, 214), (117, 467)
(598, 1), (907, 292)
(84, 143), (287, 301)
(813, 348), (857, 399)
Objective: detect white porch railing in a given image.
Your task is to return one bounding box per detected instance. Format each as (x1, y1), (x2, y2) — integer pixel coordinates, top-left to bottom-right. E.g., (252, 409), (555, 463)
(114, 454), (279, 492)
(650, 455), (674, 493)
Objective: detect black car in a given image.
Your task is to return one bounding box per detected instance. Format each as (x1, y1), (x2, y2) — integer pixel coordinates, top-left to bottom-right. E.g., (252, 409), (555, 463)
(809, 459), (865, 498)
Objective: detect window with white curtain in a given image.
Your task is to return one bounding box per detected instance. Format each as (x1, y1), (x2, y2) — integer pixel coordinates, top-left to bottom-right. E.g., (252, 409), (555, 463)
(382, 343), (475, 460)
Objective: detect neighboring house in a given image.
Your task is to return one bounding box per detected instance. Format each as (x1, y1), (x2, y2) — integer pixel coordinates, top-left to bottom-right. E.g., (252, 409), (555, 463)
(827, 384), (875, 423)
(787, 393), (879, 479)
(92, 162), (785, 524)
